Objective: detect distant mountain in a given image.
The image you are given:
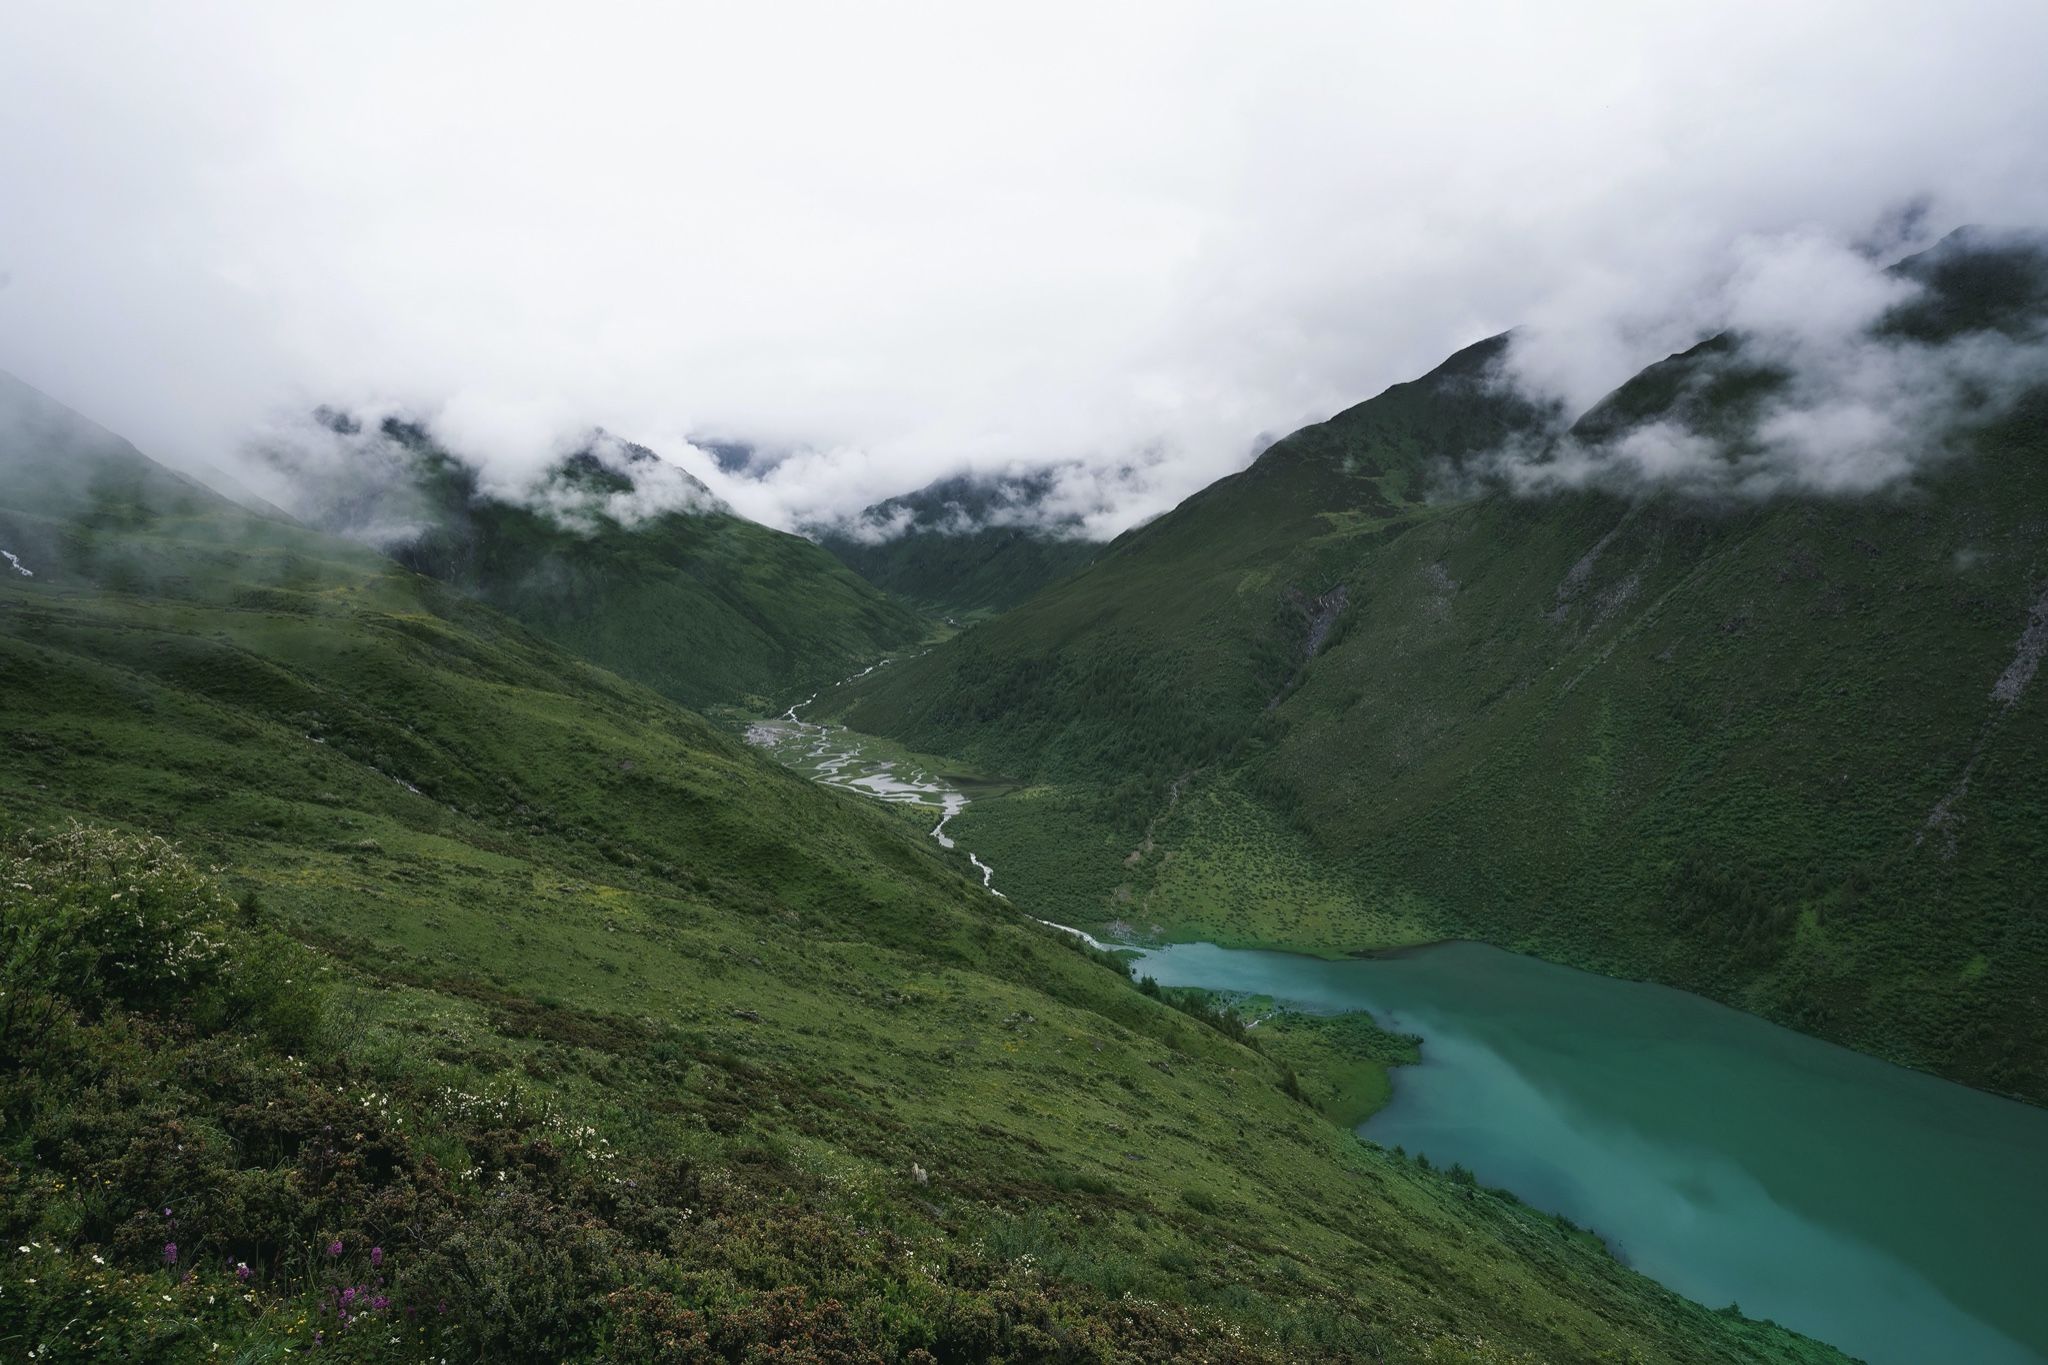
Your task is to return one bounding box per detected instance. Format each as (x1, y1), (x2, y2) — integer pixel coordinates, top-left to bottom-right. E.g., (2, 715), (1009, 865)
(811, 472), (1102, 616)
(698, 437), (763, 473)
(832, 229), (2048, 1103)
(264, 413), (926, 709)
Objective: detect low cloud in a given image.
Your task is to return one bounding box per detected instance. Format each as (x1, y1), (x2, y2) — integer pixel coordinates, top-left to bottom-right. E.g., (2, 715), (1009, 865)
(529, 433), (730, 533)
(804, 454), (1187, 546)
(245, 409), (726, 547)
(1475, 227), (2048, 499)
(238, 406), (440, 546)
(4, 5), (2048, 537)
(828, 503), (919, 547)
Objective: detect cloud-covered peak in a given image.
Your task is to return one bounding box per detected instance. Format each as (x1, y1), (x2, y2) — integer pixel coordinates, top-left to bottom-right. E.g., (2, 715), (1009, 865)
(246, 408), (728, 548)
(803, 459), (1191, 546)
(4, 5), (2047, 534)
(1476, 227), (2048, 500)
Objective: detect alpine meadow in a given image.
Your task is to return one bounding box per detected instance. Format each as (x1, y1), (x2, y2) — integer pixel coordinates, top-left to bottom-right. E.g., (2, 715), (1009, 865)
(831, 230), (2048, 1104)
(4, 5), (2048, 1363)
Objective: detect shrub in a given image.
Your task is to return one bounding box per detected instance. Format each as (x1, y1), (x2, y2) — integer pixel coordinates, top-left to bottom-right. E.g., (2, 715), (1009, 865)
(1, 824), (331, 1054)
(2, 825), (236, 1020)
(398, 1186), (626, 1361)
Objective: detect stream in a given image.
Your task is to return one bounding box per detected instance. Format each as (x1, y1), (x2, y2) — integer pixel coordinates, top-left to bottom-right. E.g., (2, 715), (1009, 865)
(745, 678), (1118, 946)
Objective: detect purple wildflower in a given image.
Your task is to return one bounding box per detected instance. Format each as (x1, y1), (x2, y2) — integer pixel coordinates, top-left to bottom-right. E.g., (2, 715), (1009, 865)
(369, 1245), (383, 1268)
(371, 1295), (389, 1311)
(327, 1239), (344, 1257)
(340, 1286), (357, 1308)
(162, 1241), (178, 1265)
(235, 1261), (251, 1282)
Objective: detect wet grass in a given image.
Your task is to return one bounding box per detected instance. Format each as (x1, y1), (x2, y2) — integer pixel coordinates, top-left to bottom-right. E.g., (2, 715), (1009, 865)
(831, 284), (2048, 1104)
(0, 388), (1856, 1362)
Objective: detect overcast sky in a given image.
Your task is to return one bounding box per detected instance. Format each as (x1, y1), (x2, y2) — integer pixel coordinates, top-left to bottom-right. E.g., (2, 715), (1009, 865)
(4, 2), (2047, 536)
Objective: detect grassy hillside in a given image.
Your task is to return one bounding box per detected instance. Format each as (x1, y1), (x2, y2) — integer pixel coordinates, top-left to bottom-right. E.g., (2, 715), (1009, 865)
(277, 412), (927, 709)
(0, 374), (1850, 1361)
(833, 232), (2048, 1104)
(833, 334), (1548, 790)
(812, 474), (1103, 619)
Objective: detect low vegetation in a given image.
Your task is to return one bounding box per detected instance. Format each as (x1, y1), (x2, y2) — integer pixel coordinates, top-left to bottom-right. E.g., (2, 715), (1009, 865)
(833, 233), (2048, 1103)
(290, 412), (930, 710)
(812, 474), (1102, 619)
(0, 378), (1850, 1360)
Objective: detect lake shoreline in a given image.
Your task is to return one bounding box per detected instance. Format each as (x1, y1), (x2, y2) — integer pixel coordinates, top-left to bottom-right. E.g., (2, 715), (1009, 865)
(1137, 939), (2048, 1365)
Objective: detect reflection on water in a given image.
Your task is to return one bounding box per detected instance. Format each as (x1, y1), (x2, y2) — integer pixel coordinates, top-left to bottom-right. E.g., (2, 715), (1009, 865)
(1137, 941), (2048, 1365)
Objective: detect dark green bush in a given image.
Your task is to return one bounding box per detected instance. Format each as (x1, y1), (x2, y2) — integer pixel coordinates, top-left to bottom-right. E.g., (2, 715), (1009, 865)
(1, 825), (330, 1053)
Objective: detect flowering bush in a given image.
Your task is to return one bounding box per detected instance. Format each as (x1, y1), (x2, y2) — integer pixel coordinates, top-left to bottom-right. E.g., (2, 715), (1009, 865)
(1, 824), (327, 1053)
(1, 825), (235, 1017)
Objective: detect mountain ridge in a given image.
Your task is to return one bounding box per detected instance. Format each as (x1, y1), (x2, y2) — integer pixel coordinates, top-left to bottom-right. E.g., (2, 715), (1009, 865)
(829, 229), (2048, 1103)
(810, 471), (1104, 617)
(0, 371), (1854, 1362)
(253, 411), (929, 709)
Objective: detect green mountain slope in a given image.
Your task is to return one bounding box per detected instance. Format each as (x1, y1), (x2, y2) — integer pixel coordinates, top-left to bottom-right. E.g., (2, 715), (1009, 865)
(275, 412), (927, 709)
(0, 373), (1849, 1361)
(812, 473), (1103, 618)
(833, 231), (2048, 1103)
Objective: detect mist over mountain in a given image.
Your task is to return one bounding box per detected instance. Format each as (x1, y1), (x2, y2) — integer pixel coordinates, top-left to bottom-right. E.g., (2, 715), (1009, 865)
(251, 408), (730, 541)
(808, 471), (1104, 615)
(8, 7), (2048, 1361)
(242, 407), (924, 708)
(2, 352), (1874, 1365)
(818, 471), (1089, 545)
(831, 227), (2048, 1105)
(1476, 226), (2048, 500)
(8, 5), (2048, 541)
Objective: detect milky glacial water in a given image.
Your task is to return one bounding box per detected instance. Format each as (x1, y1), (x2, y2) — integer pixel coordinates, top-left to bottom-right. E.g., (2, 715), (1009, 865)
(747, 691), (1124, 950)
(748, 686), (987, 889)
(1136, 940), (2048, 1365)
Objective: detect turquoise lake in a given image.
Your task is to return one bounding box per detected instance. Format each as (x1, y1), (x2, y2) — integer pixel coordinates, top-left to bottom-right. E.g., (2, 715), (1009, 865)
(1134, 940), (2048, 1365)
